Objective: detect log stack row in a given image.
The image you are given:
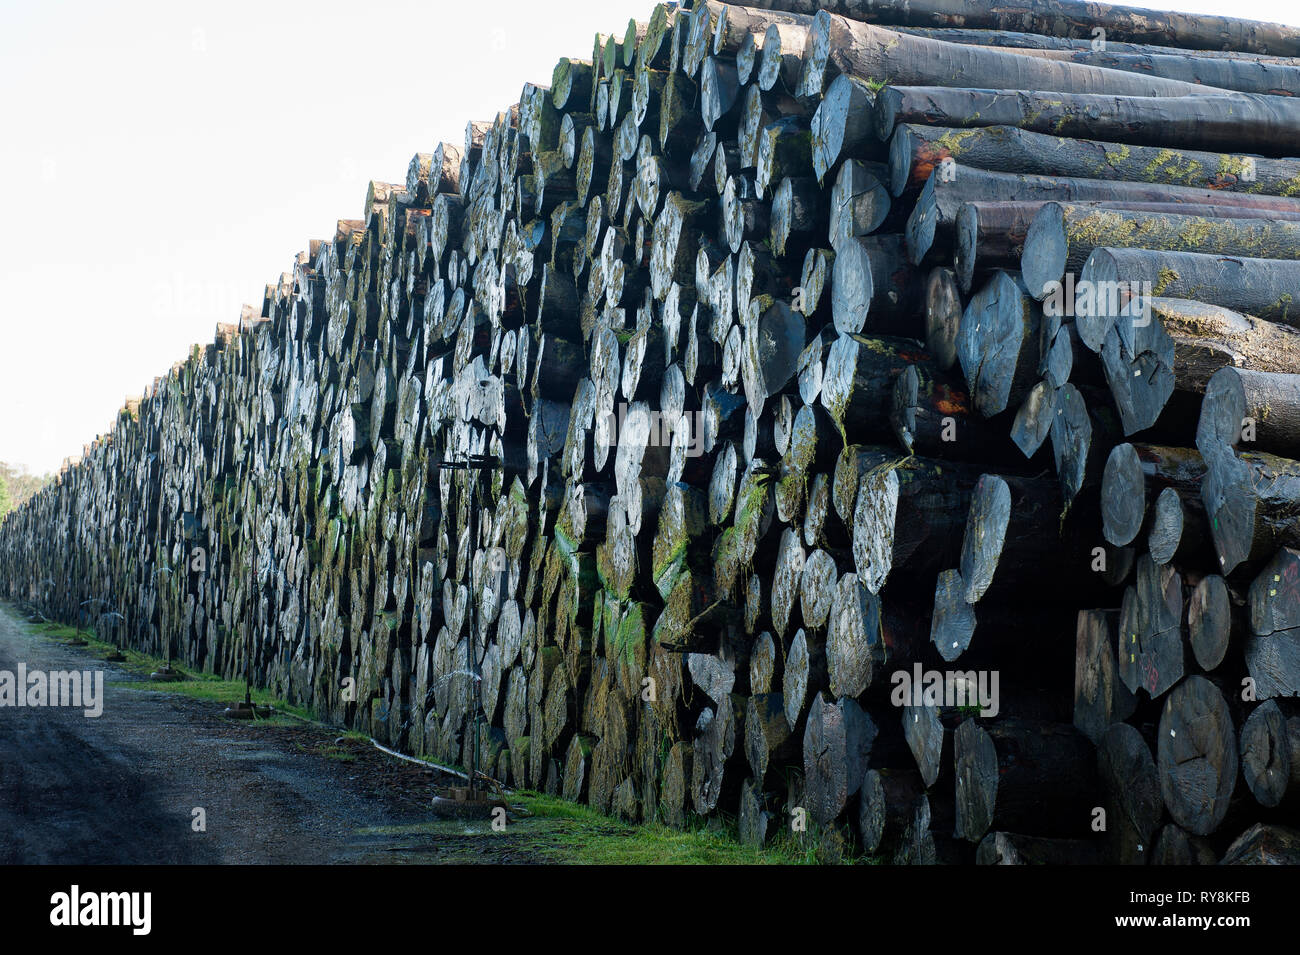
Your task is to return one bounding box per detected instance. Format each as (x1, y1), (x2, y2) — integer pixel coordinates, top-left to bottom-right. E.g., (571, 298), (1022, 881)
(3, 0), (1300, 863)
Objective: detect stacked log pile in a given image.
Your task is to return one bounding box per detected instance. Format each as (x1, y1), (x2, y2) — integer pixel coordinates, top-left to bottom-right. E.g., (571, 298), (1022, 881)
(3, 0), (1300, 863)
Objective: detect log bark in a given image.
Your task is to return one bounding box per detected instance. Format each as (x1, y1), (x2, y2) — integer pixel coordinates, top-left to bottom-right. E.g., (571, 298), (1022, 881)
(801, 12), (1218, 103)
(1022, 204), (1300, 303)
(875, 86), (1300, 157)
(1000, 45), (1300, 96)
(890, 124), (1300, 199)
(751, 0), (1300, 56)
(908, 162), (1300, 266)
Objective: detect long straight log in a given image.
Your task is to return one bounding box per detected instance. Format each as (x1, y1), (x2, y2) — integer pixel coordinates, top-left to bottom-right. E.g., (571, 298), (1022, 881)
(908, 162), (1300, 264)
(876, 86), (1300, 156)
(1198, 368), (1300, 462)
(800, 12), (1221, 102)
(1001, 46), (1300, 96)
(1078, 249), (1300, 354)
(890, 124), (1300, 198)
(1022, 204), (1300, 302)
(747, 0), (1300, 56)
(959, 201), (1300, 297)
(890, 25), (1300, 60)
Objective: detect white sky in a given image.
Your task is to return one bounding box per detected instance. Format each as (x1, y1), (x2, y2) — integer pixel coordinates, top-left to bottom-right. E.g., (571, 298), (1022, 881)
(1, 0), (1298, 476)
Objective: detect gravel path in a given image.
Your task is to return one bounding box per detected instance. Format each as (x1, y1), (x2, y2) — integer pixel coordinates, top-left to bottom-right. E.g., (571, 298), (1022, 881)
(0, 604), (548, 864)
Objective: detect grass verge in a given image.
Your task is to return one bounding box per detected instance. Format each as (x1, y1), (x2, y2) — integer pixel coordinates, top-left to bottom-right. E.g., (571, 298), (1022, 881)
(29, 620), (312, 722)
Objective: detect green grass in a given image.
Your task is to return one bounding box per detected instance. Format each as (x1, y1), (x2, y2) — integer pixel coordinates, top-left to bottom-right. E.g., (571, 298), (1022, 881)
(30, 620), (312, 721)
(511, 792), (857, 865)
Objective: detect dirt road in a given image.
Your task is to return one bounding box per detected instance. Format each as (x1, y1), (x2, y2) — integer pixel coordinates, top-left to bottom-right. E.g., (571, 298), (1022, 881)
(0, 605), (546, 864)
